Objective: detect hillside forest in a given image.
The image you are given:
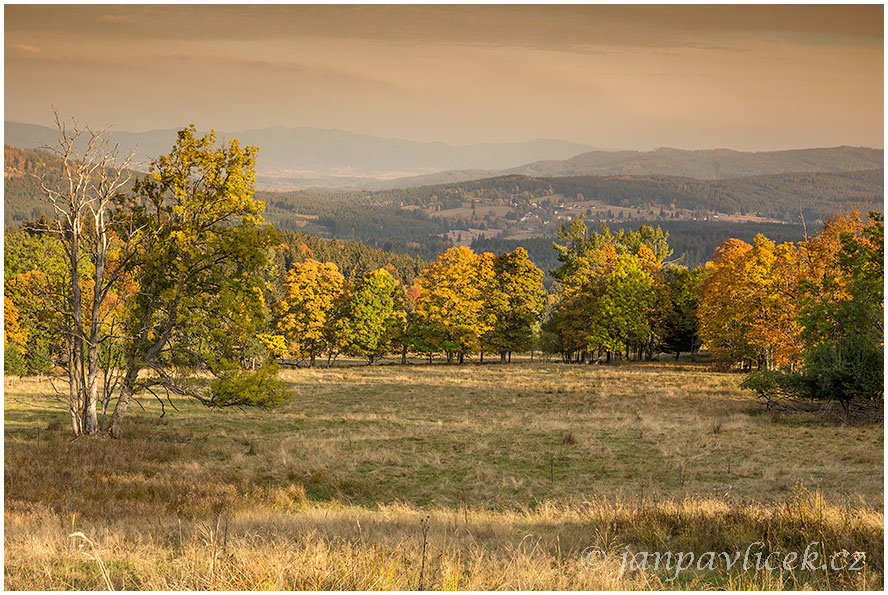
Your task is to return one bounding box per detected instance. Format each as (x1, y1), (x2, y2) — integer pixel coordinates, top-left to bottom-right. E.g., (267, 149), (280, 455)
(6, 144), (882, 265)
(3, 127), (884, 437)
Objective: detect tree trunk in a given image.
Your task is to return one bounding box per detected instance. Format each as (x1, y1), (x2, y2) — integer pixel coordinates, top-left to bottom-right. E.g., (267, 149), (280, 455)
(458, 352), (464, 365)
(66, 334), (82, 436)
(82, 232), (108, 436)
(840, 399), (850, 424)
(310, 352), (316, 367)
(109, 367), (140, 439)
(401, 344), (408, 365)
(500, 351), (507, 363)
(68, 234), (97, 436)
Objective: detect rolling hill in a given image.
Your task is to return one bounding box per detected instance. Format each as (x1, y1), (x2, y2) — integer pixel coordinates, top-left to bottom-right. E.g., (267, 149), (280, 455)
(4, 121), (596, 181)
(366, 146), (885, 189)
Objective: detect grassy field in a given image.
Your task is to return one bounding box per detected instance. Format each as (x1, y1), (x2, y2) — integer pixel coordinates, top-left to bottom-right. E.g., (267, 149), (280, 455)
(4, 361), (883, 589)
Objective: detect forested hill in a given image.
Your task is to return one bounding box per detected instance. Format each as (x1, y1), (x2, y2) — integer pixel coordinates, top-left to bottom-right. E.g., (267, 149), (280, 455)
(6, 143), (883, 268)
(5, 145), (69, 225)
(366, 146), (885, 189)
(4, 145), (146, 227)
(364, 169), (883, 222)
(7, 143), (883, 228)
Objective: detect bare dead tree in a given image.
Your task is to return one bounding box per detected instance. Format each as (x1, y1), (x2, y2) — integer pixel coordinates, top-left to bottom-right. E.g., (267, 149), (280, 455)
(35, 108), (136, 436)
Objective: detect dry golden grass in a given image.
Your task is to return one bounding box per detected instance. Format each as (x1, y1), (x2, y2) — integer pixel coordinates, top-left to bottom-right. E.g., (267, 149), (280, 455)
(4, 361), (883, 589)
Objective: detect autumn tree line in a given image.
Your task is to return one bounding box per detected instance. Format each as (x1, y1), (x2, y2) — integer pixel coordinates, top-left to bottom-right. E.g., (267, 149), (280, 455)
(2, 120), (883, 437)
(264, 244), (547, 367)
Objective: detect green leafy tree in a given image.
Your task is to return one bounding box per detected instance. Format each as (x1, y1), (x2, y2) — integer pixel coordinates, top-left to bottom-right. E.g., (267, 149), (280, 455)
(550, 219), (670, 362)
(4, 297), (29, 375)
(799, 212), (883, 407)
(4, 270), (58, 375)
(107, 126), (287, 438)
(485, 247), (546, 362)
(340, 268), (406, 363)
(582, 251), (659, 358)
(659, 265), (705, 359)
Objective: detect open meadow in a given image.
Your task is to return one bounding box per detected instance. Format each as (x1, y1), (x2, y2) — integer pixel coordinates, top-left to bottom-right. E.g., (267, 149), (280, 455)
(4, 361), (883, 589)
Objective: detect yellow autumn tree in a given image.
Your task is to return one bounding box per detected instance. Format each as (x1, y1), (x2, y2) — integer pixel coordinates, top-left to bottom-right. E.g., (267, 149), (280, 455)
(414, 246), (496, 363)
(277, 259), (345, 367)
(742, 236), (804, 370)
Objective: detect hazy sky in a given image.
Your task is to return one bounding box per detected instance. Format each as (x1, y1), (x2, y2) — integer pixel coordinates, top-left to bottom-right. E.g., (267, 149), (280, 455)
(4, 4), (884, 150)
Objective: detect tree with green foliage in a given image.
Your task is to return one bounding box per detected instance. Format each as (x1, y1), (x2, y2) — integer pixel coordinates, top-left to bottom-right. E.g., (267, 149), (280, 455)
(798, 212), (883, 409)
(585, 250), (660, 359)
(340, 268), (406, 363)
(548, 217), (671, 362)
(4, 269), (58, 375)
(107, 126), (289, 437)
(659, 265), (705, 359)
(484, 247), (546, 362)
(4, 297), (29, 375)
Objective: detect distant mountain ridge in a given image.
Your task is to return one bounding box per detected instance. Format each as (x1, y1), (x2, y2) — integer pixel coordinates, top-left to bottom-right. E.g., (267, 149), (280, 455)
(364, 146), (885, 189)
(6, 121), (882, 191)
(4, 120), (597, 178)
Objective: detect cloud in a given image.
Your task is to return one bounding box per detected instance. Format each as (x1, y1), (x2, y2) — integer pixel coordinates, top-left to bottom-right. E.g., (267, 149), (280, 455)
(6, 43), (59, 60)
(98, 14), (138, 25)
(8, 43), (44, 55)
(158, 52), (402, 92)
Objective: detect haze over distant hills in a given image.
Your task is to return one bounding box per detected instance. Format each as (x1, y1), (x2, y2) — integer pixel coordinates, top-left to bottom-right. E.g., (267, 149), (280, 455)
(364, 146), (885, 190)
(6, 121), (882, 192)
(4, 121), (596, 181)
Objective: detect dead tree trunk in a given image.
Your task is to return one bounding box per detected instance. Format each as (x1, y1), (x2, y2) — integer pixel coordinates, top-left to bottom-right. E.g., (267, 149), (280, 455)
(40, 110), (133, 437)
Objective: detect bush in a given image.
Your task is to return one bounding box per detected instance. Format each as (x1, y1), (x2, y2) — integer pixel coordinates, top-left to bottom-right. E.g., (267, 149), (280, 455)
(210, 361), (293, 408)
(742, 333), (882, 419)
(741, 369), (807, 402)
(803, 334), (883, 403)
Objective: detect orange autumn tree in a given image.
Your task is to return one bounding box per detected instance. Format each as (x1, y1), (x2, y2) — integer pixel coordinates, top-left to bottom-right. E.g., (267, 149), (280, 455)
(697, 239), (756, 366)
(697, 235), (804, 370)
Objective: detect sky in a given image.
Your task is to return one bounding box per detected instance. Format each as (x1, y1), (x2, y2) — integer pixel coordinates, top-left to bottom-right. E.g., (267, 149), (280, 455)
(4, 4), (884, 150)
